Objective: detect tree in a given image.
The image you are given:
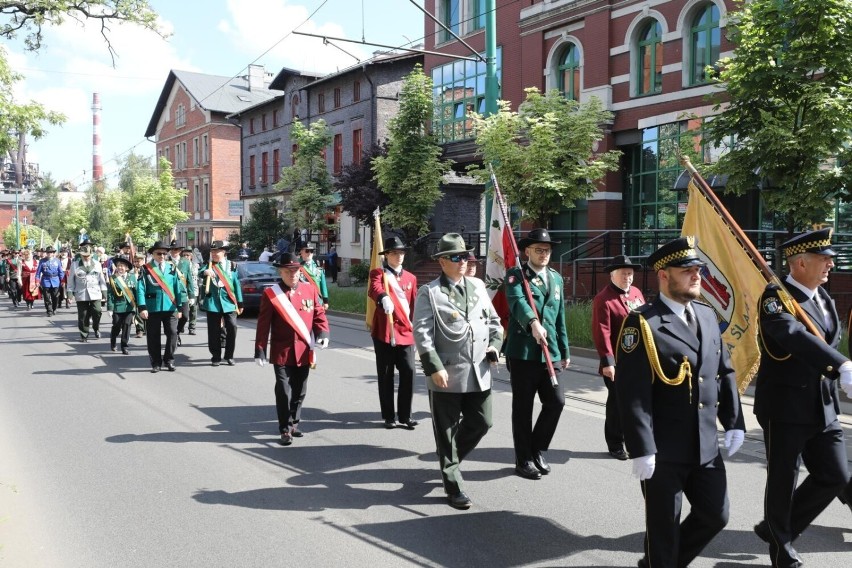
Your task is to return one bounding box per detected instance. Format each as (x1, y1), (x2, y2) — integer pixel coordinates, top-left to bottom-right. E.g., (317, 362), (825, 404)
(373, 64), (452, 239)
(117, 151), (155, 193)
(121, 157), (188, 248)
(468, 88), (621, 226)
(336, 143), (390, 226)
(703, 0), (852, 233)
(54, 199), (88, 246)
(3, 221), (49, 250)
(0, 1), (165, 159)
(32, 173), (63, 237)
(276, 120), (334, 240)
(239, 197), (291, 251)
(85, 181), (125, 247)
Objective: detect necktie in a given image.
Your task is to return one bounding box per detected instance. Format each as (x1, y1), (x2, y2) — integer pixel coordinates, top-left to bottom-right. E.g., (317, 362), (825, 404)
(685, 306), (699, 336)
(814, 291), (831, 329)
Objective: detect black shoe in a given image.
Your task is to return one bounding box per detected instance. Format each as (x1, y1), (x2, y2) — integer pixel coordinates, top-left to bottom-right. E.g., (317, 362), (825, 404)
(211, 360), (220, 367)
(80, 336), (88, 343)
(151, 366), (160, 373)
(165, 362), (176, 372)
(515, 461), (542, 480)
(533, 451), (551, 475)
(291, 425), (304, 438)
(384, 419), (396, 429)
(609, 448), (629, 461)
(401, 419), (419, 430)
(637, 557), (649, 568)
(94, 330), (100, 338)
(279, 431), (293, 446)
(111, 346), (117, 352)
(188, 330), (196, 335)
(447, 491), (472, 510)
(122, 347), (129, 355)
(226, 359), (235, 366)
(754, 521), (770, 543)
(177, 336), (182, 346)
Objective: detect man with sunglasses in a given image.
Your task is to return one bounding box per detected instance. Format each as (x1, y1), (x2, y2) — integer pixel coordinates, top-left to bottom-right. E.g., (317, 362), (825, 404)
(67, 240), (108, 340)
(505, 228), (570, 480)
(413, 233), (503, 510)
(137, 241), (185, 372)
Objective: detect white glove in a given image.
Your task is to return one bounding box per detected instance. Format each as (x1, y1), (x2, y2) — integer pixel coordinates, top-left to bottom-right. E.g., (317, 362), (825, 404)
(381, 296), (394, 314)
(724, 429), (745, 457)
(189, 298), (196, 306)
(255, 358), (266, 367)
(632, 454), (656, 480)
(106, 311), (112, 318)
(316, 338), (329, 349)
(840, 369), (852, 398)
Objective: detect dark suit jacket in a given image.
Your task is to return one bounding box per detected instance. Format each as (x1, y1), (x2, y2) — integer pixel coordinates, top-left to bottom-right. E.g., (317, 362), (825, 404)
(616, 299), (744, 465)
(504, 263), (570, 362)
(254, 280), (329, 367)
(754, 279), (848, 427)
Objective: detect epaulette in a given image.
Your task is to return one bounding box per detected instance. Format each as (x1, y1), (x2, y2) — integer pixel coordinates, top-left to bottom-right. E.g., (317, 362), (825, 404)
(693, 299), (711, 308)
(633, 302), (653, 315)
(765, 282), (780, 291)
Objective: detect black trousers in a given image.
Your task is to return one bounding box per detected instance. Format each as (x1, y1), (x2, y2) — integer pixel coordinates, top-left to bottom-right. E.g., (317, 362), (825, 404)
(758, 417), (849, 567)
(176, 302), (190, 334)
(641, 455), (730, 568)
(41, 285), (60, 314)
(603, 375), (625, 452)
(76, 299), (102, 337)
(508, 358), (565, 463)
(206, 311), (238, 361)
(273, 364), (310, 433)
(8, 279), (21, 305)
(373, 338), (415, 422)
(145, 311), (178, 367)
(429, 389), (492, 495)
(110, 311), (134, 348)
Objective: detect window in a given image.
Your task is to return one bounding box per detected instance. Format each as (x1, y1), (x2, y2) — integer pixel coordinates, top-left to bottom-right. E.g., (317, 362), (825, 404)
(441, 0), (460, 42)
(262, 113), (268, 131)
(261, 151), (269, 185)
(333, 88), (341, 109)
(353, 80), (361, 102)
(180, 142), (187, 169)
(164, 147), (170, 163)
(273, 148), (280, 183)
(291, 144), (298, 165)
(291, 94), (299, 120)
(557, 43), (580, 101)
(637, 20), (663, 96)
(318, 93), (325, 113)
(272, 109), (279, 128)
(203, 180), (210, 212)
(249, 155), (256, 187)
(194, 181), (200, 212)
(690, 3), (721, 86)
(201, 134), (209, 164)
(432, 47), (502, 143)
(249, 118), (255, 135)
(193, 137), (200, 166)
(176, 104), (186, 127)
(333, 133), (342, 175)
(471, 0), (486, 32)
(352, 129), (362, 166)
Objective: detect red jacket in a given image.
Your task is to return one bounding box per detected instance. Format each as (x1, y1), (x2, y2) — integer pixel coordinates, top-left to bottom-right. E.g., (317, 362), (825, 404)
(591, 282), (645, 372)
(368, 266), (417, 346)
(255, 280), (330, 366)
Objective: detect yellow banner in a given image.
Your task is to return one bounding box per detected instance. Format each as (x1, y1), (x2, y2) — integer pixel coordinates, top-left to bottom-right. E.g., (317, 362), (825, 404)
(682, 180), (766, 393)
(365, 210), (384, 330)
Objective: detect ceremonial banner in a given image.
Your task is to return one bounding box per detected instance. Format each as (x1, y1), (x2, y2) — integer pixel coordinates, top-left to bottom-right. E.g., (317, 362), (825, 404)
(484, 189), (514, 328)
(365, 208), (383, 330)
(682, 180), (765, 392)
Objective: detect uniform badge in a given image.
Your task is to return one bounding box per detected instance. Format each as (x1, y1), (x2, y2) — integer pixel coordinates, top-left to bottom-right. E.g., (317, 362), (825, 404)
(451, 311), (459, 320)
(762, 296), (784, 315)
(620, 327), (640, 353)
(508, 275), (516, 284)
(532, 277), (543, 287)
(554, 292), (559, 300)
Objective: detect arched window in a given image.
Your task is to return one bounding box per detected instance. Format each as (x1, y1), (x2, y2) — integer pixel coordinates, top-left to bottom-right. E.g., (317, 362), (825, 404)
(637, 20), (663, 96)
(690, 3), (720, 85)
(291, 94), (300, 120)
(557, 43), (580, 101)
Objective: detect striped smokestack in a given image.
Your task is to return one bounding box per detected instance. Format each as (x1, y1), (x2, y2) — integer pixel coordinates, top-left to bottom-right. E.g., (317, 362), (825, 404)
(92, 93), (103, 181)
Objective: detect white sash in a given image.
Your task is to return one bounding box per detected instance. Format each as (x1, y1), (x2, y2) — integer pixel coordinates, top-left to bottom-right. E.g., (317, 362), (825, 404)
(269, 284), (313, 346)
(384, 267), (412, 330)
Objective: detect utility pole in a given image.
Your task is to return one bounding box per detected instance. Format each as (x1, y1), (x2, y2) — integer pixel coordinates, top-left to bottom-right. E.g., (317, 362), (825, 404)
(484, 0), (498, 117)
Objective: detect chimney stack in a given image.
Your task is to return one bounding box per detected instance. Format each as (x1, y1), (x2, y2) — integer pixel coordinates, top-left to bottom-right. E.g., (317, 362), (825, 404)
(92, 93), (103, 182)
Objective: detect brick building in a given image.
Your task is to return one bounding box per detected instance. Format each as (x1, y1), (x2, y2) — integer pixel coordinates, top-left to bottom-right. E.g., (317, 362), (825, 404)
(145, 65), (279, 248)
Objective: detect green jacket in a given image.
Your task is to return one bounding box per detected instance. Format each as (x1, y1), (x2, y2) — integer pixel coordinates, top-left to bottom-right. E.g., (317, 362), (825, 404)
(136, 262), (183, 313)
(300, 259), (328, 303)
(107, 273), (138, 313)
(198, 261), (243, 313)
(504, 263), (570, 362)
(170, 257), (197, 303)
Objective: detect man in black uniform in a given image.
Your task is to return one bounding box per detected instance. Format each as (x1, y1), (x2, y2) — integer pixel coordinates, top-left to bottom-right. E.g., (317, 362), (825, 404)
(753, 228), (852, 568)
(616, 236), (745, 568)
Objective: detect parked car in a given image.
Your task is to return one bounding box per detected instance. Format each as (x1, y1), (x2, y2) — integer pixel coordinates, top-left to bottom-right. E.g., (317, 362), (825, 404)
(234, 261), (280, 315)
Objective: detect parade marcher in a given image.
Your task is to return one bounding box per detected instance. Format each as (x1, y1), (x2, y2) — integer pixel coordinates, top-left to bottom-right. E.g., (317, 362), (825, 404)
(169, 240), (196, 345)
(132, 253), (147, 338)
(413, 233), (503, 509)
(36, 246), (63, 317)
(592, 254), (646, 461)
(6, 251), (22, 307)
(67, 240), (108, 341)
(464, 251), (478, 277)
(199, 241), (243, 366)
(254, 252), (329, 445)
(299, 242), (329, 309)
(59, 249), (72, 309)
(615, 236), (745, 568)
(752, 228), (852, 568)
(19, 249), (41, 310)
(368, 237), (418, 429)
(327, 246), (339, 283)
(0, 251), (8, 297)
(136, 241), (184, 372)
(504, 228), (570, 480)
(181, 247), (199, 335)
(106, 256), (137, 355)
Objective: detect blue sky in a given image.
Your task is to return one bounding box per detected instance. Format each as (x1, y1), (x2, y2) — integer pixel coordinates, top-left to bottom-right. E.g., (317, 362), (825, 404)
(6, 0), (426, 190)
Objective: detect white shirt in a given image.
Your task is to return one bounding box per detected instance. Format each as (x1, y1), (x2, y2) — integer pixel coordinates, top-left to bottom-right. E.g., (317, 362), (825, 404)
(658, 292), (694, 326)
(259, 250), (273, 262)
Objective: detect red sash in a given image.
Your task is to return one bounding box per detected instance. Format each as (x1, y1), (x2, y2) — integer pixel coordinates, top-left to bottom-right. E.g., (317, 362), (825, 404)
(384, 269), (413, 330)
(212, 263), (238, 306)
(299, 265), (321, 297)
(265, 285), (316, 366)
(145, 262), (176, 304)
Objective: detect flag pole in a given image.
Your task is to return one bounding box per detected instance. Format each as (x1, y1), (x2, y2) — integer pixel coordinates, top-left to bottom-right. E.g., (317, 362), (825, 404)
(488, 164), (558, 387)
(680, 156), (822, 339)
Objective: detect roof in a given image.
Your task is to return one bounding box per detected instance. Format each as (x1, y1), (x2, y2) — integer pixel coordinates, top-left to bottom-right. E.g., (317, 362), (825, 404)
(268, 66), (324, 92)
(145, 69), (282, 138)
(304, 50), (422, 89)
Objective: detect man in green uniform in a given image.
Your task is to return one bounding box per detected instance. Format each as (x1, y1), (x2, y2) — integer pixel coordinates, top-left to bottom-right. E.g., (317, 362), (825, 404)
(299, 242), (328, 309)
(181, 247), (199, 335)
(106, 256), (137, 354)
(199, 240), (243, 366)
(137, 240), (184, 373)
(168, 240), (196, 345)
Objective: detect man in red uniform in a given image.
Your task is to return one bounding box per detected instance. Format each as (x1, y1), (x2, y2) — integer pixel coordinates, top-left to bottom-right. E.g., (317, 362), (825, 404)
(255, 252), (329, 446)
(591, 255), (645, 460)
(368, 237), (418, 429)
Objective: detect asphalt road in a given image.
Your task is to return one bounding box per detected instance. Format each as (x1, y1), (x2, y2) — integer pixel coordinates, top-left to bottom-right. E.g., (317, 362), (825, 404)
(1, 303), (850, 567)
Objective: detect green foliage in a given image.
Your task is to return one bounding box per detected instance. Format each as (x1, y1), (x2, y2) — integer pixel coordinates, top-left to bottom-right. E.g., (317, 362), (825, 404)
(347, 262), (371, 285)
(327, 285), (368, 313)
(468, 88), (621, 226)
(565, 301), (594, 349)
(703, 0), (852, 232)
(54, 199), (88, 246)
(85, 182), (126, 247)
(2, 221), (49, 250)
(121, 157), (188, 248)
(32, 174), (62, 237)
(373, 64), (452, 239)
(277, 120), (334, 234)
(336, 143), (390, 226)
(240, 197), (291, 251)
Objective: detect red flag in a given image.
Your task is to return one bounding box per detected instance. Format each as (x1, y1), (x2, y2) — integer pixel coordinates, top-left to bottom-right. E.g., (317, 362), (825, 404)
(485, 189), (514, 328)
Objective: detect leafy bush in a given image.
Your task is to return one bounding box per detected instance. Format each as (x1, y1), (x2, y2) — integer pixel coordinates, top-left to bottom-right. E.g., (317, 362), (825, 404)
(348, 262), (371, 285)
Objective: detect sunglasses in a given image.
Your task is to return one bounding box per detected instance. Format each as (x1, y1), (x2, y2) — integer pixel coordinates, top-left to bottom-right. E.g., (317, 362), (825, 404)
(444, 254), (469, 263)
(153, 251), (168, 256)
